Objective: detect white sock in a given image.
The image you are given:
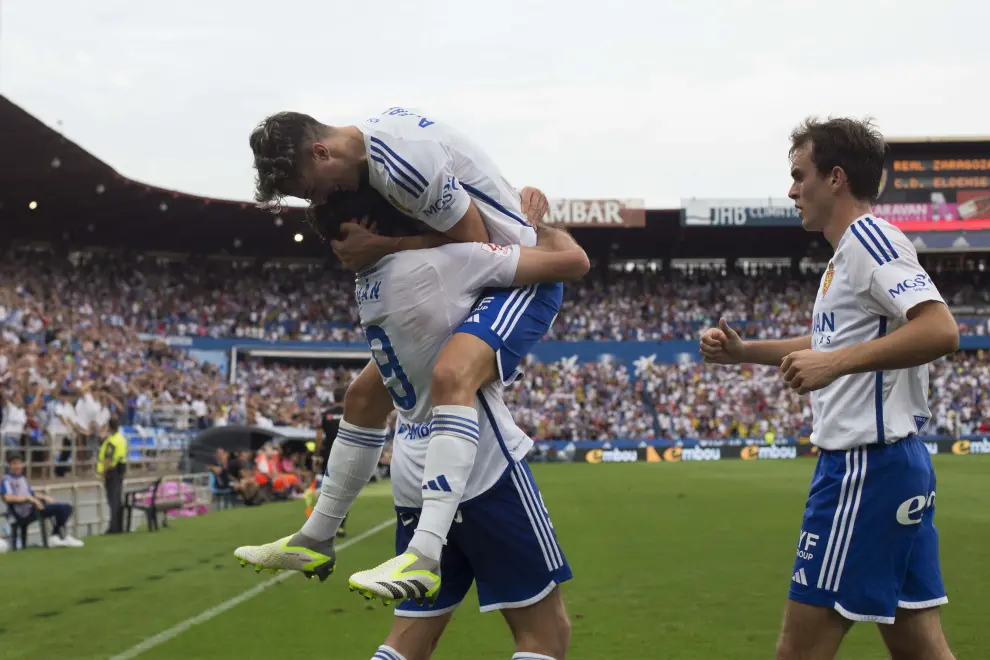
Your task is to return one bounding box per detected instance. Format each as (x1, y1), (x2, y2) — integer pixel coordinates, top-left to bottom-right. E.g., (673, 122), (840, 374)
(373, 645), (407, 660)
(300, 420), (386, 542)
(409, 405), (479, 561)
(512, 653), (556, 660)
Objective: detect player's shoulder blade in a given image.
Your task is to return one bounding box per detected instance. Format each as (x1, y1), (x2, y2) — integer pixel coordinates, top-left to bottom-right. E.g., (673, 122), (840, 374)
(847, 214), (911, 267)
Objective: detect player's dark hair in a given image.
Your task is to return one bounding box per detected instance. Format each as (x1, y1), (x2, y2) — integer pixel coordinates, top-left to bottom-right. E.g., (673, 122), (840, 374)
(789, 117), (888, 202)
(305, 187), (425, 244)
(250, 111), (327, 212)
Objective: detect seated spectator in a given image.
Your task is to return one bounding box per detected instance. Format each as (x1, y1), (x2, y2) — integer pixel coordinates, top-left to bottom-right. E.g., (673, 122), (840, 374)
(227, 449), (262, 505)
(208, 448), (234, 510)
(1, 453), (84, 548)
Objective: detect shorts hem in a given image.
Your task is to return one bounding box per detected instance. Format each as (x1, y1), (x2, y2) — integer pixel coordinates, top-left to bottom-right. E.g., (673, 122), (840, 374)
(394, 601), (461, 618)
(478, 579), (558, 613)
(789, 592), (896, 625)
(455, 323), (501, 355)
(495, 349), (521, 386)
(898, 597), (948, 610)
(833, 602), (895, 624)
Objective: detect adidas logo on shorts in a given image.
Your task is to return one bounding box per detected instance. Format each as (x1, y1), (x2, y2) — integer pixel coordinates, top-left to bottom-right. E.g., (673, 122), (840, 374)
(792, 568), (809, 586)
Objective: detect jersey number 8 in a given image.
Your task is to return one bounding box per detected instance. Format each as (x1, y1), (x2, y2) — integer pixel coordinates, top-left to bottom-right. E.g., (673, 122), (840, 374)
(364, 325), (417, 410)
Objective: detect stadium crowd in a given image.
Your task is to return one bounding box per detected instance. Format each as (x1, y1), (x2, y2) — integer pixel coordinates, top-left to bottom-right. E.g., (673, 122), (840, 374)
(3, 250), (990, 344)
(2, 249), (990, 447)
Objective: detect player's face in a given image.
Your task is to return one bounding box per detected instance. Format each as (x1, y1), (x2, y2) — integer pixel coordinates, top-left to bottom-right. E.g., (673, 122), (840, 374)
(788, 144), (833, 232)
(296, 141), (362, 205)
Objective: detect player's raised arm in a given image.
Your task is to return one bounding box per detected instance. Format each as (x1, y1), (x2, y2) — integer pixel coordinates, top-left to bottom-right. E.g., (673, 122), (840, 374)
(332, 189), (551, 270)
(511, 225), (591, 284)
(425, 226), (589, 300)
(700, 319), (811, 366)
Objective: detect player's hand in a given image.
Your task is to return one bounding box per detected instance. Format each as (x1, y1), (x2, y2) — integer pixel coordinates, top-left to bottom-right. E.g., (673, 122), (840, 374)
(330, 218), (384, 271)
(520, 187), (549, 227)
(30, 496), (46, 510)
(780, 349), (840, 395)
(699, 318), (745, 364)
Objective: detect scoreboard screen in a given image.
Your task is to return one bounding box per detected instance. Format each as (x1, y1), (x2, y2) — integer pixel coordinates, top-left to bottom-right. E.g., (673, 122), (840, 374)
(877, 141), (990, 231)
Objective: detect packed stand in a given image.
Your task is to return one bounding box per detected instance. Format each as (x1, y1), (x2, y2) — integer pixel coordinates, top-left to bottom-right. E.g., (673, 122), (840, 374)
(3, 248), (990, 448)
(503, 358), (656, 441)
(4, 250), (990, 346)
(548, 267), (990, 341)
(0, 249), (363, 343)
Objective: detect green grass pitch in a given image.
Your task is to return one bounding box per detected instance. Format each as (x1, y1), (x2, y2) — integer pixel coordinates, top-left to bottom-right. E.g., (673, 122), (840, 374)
(1, 457), (986, 659)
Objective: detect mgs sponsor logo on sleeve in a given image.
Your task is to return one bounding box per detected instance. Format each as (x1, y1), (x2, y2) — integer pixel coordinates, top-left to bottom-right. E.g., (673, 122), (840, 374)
(888, 273), (934, 298)
(423, 177), (460, 217)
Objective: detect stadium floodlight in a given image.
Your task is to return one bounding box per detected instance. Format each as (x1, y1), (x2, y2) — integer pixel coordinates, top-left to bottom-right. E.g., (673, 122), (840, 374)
(294, 233), (304, 243)
(28, 201), (38, 210)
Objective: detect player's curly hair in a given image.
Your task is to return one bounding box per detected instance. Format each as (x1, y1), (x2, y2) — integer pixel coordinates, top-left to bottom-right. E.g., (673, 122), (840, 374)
(790, 117), (888, 203)
(305, 187), (425, 243)
(249, 111), (326, 212)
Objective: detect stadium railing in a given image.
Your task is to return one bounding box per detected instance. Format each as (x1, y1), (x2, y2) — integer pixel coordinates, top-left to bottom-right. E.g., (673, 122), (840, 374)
(2, 473), (213, 547)
(148, 405), (202, 431)
(0, 434), (188, 482)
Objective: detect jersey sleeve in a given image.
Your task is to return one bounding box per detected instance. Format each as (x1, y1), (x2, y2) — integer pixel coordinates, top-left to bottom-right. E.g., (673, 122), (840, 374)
(431, 243), (521, 295)
(366, 135), (471, 233)
(850, 220), (945, 321)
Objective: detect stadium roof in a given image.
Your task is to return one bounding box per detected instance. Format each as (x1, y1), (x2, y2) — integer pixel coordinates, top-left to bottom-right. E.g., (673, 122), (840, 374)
(0, 95), (315, 255)
(0, 95), (817, 260)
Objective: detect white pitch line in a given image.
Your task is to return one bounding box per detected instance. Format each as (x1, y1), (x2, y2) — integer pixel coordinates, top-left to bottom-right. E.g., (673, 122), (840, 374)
(110, 518), (395, 660)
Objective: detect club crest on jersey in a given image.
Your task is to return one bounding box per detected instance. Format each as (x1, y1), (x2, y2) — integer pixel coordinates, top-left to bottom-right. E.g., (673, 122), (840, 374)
(821, 262), (835, 297)
(481, 243), (512, 256)
(387, 194), (413, 215)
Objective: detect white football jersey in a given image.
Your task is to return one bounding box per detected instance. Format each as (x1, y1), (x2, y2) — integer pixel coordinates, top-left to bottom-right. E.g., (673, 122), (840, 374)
(810, 215), (945, 451)
(355, 242), (533, 506)
(360, 107), (537, 248)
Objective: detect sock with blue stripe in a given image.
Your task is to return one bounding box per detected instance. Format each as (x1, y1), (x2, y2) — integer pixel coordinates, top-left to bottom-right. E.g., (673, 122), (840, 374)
(300, 420), (386, 542)
(512, 653), (557, 660)
(372, 645), (407, 660)
(410, 405), (479, 561)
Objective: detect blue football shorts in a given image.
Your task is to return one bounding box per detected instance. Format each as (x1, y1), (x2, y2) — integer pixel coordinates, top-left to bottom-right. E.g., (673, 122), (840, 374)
(455, 282), (563, 385)
(394, 460), (572, 618)
(788, 435), (947, 624)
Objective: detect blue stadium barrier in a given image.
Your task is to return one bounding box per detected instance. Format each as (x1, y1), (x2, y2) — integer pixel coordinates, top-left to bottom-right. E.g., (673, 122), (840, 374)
(152, 335), (990, 366)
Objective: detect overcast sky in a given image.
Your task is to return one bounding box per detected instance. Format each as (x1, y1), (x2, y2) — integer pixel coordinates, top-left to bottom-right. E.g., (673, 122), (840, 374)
(3, 0), (988, 208)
